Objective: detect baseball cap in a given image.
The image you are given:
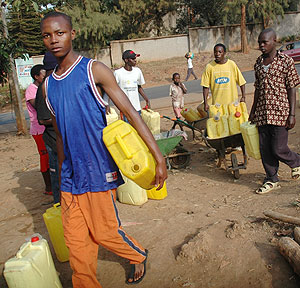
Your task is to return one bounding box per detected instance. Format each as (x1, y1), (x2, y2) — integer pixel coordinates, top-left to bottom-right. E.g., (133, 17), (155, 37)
(43, 51), (57, 71)
(122, 50), (140, 60)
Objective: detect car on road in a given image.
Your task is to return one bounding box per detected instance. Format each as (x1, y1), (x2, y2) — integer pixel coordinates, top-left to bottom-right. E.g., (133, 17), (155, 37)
(279, 41), (300, 62)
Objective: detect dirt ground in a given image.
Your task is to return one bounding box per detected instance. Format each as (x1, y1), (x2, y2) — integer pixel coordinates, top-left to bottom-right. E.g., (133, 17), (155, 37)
(1, 49), (300, 288)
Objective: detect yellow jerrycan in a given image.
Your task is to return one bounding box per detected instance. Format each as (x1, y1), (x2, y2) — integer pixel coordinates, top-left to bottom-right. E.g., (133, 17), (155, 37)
(209, 103), (229, 118)
(228, 101), (249, 135)
(4, 234), (63, 288)
(206, 114), (229, 139)
(181, 108), (200, 122)
(228, 101), (248, 116)
(43, 203), (69, 262)
(106, 107), (119, 126)
(117, 175), (148, 205)
(197, 97), (212, 118)
(103, 120), (156, 190)
(141, 108), (160, 135)
(146, 181), (167, 200)
(240, 121), (261, 160)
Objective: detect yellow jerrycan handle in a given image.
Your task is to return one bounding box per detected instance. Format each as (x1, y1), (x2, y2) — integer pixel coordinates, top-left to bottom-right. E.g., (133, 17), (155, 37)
(115, 135), (133, 159)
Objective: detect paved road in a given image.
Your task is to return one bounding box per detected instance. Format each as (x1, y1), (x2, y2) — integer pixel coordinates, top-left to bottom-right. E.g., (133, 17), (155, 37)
(1, 64), (299, 133)
(144, 64), (300, 100)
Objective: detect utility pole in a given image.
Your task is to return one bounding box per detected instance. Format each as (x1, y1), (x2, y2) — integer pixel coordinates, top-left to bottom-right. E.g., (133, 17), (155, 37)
(1, 3), (28, 135)
(187, 5), (191, 52)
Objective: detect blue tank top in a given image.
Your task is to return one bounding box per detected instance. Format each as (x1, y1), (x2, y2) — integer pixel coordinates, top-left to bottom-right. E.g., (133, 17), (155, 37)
(45, 56), (123, 194)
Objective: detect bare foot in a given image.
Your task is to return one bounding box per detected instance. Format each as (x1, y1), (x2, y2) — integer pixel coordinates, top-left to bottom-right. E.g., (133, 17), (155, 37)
(127, 263), (145, 283)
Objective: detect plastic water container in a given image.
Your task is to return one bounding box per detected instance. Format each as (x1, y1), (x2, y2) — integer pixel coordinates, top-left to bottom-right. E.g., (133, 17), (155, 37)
(103, 120), (156, 190)
(228, 101), (248, 116)
(228, 112), (249, 135)
(181, 108), (201, 122)
(197, 97), (212, 118)
(106, 107), (119, 126)
(240, 121), (261, 160)
(117, 176), (148, 205)
(4, 235), (62, 288)
(141, 108), (160, 135)
(146, 181), (167, 200)
(43, 203), (69, 262)
(206, 115), (229, 139)
(209, 103), (229, 118)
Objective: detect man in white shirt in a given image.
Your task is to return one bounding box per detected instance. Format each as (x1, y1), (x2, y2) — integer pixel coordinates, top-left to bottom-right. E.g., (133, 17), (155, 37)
(114, 50), (150, 122)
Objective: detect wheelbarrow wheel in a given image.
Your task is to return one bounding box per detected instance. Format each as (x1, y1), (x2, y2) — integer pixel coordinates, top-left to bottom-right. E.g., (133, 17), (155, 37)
(231, 153), (240, 179)
(169, 147), (191, 169)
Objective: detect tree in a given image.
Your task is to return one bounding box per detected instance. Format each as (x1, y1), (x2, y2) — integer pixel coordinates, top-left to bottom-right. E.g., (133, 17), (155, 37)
(224, 0), (288, 53)
(1, 1), (28, 134)
(60, 0), (122, 56)
(8, 0), (45, 56)
(118, 0), (177, 38)
(175, 0), (237, 34)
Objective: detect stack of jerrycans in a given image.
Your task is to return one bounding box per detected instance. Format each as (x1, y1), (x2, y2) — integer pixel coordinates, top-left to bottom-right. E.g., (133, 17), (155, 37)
(206, 103), (229, 139)
(43, 203), (69, 263)
(141, 107), (160, 135)
(3, 234), (62, 288)
(228, 101), (249, 135)
(181, 108), (201, 122)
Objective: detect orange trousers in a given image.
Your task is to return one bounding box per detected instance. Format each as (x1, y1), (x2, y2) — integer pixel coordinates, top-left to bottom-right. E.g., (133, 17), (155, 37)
(61, 190), (146, 288)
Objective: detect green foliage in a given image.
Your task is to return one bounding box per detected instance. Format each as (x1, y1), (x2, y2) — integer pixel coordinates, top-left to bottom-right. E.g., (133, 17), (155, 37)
(285, 0), (300, 11)
(118, 0), (177, 38)
(60, 0), (122, 51)
(224, 0), (289, 27)
(175, 0), (239, 33)
(280, 34), (300, 42)
(8, 0), (46, 56)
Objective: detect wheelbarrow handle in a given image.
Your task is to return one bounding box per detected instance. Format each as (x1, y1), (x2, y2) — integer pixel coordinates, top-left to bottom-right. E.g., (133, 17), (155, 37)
(161, 115), (195, 130)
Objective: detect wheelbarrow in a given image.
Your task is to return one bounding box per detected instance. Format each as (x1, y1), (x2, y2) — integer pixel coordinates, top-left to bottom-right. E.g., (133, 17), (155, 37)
(161, 115), (208, 140)
(154, 131), (194, 169)
(203, 130), (247, 179)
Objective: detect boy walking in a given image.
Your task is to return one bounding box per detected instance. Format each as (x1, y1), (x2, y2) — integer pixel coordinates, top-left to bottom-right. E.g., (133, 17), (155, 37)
(41, 11), (167, 287)
(114, 50), (150, 122)
(249, 28), (300, 194)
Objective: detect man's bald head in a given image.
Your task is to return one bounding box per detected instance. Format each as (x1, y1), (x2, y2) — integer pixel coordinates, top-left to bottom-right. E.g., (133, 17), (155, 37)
(259, 28), (276, 41)
(258, 28), (277, 56)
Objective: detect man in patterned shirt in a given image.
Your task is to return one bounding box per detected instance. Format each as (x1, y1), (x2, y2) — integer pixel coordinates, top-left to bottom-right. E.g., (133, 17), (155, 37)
(249, 28), (300, 194)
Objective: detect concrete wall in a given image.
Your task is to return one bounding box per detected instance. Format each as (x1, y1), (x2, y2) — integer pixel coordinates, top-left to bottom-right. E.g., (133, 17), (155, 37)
(79, 47), (111, 67)
(110, 34), (188, 67)
(272, 11), (300, 39)
(189, 23), (263, 53)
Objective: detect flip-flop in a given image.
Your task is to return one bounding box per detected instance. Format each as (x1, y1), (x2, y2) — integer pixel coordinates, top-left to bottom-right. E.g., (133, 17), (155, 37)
(44, 191), (53, 195)
(126, 249), (148, 285)
(255, 181), (281, 195)
(291, 166), (300, 180)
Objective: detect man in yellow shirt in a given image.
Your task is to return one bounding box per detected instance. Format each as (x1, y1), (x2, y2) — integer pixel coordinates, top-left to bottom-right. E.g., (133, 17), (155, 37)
(201, 43), (246, 111)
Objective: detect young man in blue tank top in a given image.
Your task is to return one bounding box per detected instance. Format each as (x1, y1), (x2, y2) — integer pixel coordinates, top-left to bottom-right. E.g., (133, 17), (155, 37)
(40, 12), (167, 287)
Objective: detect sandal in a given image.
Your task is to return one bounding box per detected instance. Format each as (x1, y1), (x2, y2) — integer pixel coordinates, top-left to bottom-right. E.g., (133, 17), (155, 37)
(126, 249), (148, 285)
(291, 166), (300, 180)
(255, 181), (281, 195)
(44, 191), (53, 195)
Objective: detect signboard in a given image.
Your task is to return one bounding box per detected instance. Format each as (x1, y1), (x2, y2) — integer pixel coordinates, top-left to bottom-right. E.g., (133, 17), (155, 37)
(15, 55), (34, 89)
